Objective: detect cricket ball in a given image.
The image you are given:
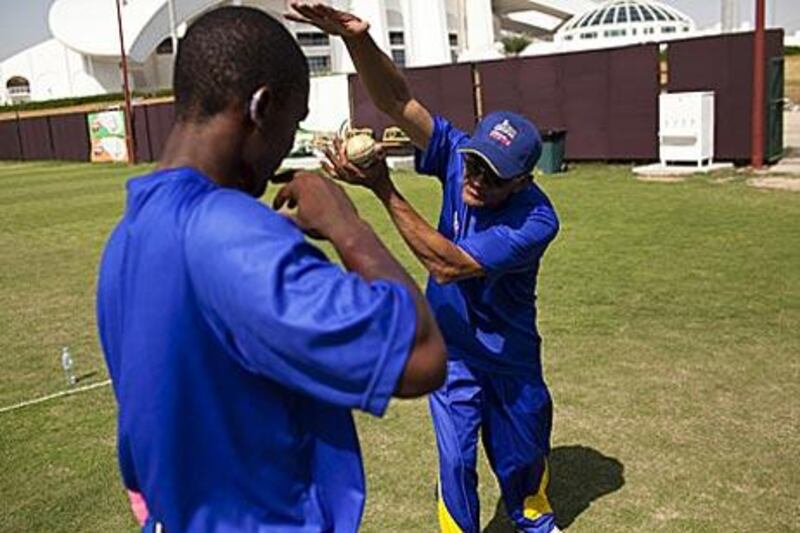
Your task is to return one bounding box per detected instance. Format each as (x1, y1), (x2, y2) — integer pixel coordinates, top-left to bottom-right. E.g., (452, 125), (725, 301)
(345, 134), (377, 168)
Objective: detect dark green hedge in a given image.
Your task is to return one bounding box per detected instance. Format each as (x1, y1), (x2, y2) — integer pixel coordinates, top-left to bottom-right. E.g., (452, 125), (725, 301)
(0, 89), (174, 113)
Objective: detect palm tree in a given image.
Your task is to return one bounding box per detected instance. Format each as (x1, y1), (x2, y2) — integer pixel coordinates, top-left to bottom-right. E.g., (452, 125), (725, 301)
(501, 34), (532, 57)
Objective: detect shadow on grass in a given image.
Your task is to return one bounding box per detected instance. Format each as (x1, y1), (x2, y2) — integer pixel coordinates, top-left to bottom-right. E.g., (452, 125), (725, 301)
(483, 445), (624, 532)
(76, 370), (99, 383)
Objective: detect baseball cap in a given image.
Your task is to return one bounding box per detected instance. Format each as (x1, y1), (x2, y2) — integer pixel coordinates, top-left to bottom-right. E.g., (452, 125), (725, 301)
(457, 111), (542, 180)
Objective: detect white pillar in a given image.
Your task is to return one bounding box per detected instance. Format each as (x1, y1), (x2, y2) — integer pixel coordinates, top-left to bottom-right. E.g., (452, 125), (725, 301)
(334, 0), (391, 73)
(167, 0), (179, 56)
(403, 0), (450, 67)
(349, 0), (391, 51)
(464, 0), (494, 50)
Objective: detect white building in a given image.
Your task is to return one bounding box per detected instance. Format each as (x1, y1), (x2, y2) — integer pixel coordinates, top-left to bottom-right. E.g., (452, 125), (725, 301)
(0, 0), (598, 105)
(518, 0), (697, 56)
(556, 0), (694, 46)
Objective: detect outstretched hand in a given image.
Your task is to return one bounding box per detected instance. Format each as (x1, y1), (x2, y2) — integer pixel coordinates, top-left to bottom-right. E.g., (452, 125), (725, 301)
(285, 2), (370, 38)
(323, 138), (392, 193)
(272, 171), (360, 241)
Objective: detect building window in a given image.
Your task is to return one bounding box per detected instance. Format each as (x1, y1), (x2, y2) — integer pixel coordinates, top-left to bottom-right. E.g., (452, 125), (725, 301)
(602, 7), (616, 24)
(389, 30), (406, 67)
(156, 38), (173, 55)
(389, 31), (405, 46)
(307, 55), (330, 75)
(604, 29), (627, 38)
(640, 7), (655, 22)
(564, 35), (573, 41)
(296, 32), (330, 47)
(448, 32), (459, 63)
(588, 9), (604, 26)
(662, 26), (676, 33)
(391, 49), (406, 67)
(6, 76), (30, 103)
(630, 6), (642, 22)
(576, 12), (592, 28)
(580, 32), (597, 39)
(617, 6), (628, 23)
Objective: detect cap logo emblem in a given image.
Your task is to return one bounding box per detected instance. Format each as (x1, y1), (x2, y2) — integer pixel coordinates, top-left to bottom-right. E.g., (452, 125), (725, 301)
(488, 119), (517, 147)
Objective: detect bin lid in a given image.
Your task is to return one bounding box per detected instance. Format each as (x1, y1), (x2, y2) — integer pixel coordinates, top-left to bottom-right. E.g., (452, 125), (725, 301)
(541, 128), (567, 139)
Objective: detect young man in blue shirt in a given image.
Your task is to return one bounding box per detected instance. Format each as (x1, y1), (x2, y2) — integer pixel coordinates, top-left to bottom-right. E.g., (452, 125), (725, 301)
(96, 7), (447, 532)
(289, 3), (561, 532)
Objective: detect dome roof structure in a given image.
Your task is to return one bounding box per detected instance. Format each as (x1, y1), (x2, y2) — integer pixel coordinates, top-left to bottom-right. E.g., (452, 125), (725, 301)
(555, 0), (695, 44)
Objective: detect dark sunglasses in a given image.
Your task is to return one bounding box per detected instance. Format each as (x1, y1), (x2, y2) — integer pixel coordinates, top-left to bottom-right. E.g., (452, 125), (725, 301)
(463, 155), (505, 188)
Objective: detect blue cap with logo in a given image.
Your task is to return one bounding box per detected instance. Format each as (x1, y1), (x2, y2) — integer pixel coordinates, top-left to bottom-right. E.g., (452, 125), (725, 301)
(457, 111), (542, 180)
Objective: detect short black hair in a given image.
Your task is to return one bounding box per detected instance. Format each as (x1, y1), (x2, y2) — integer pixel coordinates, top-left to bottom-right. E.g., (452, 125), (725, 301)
(174, 7), (309, 122)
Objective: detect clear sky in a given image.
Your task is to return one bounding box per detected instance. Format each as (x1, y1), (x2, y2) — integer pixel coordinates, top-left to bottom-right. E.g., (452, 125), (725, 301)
(660, 0), (799, 33)
(0, 1), (53, 61)
(2, 0), (799, 63)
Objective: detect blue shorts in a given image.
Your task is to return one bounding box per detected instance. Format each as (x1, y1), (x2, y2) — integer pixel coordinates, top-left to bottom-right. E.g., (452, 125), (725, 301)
(431, 359), (555, 533)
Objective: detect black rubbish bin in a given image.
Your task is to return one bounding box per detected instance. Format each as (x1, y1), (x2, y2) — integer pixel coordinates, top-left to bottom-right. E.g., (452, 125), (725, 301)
(537, 129), (567, 174)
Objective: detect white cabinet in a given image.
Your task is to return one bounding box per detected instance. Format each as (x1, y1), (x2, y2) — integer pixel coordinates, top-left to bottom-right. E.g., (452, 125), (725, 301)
(659, 92), (715, 166)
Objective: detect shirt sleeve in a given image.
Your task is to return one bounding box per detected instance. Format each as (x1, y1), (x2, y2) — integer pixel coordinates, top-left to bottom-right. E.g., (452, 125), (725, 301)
(183, 190), (416, 417)
(414, 115), (469, 183)
(458, 203), (559, 274)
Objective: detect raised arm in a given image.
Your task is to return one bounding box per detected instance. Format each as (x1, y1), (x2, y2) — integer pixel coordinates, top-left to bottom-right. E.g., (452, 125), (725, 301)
(286, 2), (434, 149)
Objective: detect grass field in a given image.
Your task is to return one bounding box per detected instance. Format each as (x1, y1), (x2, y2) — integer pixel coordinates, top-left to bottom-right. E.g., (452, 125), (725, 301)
(0, 161), (798, 532)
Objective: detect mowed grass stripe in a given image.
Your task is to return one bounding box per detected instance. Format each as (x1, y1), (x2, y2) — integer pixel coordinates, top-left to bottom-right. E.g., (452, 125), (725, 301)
(0, 162), (139, 187)
(0, 163), (141, 204)
(0, 162), (129, 186)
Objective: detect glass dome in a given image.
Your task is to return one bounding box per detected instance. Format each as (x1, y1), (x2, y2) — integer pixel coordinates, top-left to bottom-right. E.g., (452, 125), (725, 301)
(556, 0), (694, 43)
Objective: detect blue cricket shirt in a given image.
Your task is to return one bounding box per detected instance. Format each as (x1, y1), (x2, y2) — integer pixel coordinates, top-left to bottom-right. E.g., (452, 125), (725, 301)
(416, 116), (559, 376)
(96, 167), (416, 531)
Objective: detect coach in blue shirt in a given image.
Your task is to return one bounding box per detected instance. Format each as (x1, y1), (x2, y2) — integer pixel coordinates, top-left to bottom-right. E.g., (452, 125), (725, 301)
(96, 7), (447, 532)
(290, 3), (561, 532)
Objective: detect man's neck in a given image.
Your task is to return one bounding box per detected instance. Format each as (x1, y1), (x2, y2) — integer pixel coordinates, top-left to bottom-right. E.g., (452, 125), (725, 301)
(158, 113), (244, 189)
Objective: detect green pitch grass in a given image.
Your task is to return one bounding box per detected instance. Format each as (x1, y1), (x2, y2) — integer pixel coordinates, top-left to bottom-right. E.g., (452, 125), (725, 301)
(0, 161), (797, 532)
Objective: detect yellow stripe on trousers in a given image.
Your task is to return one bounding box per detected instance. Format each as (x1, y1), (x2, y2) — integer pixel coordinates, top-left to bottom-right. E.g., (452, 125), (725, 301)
(437, 459), (553, 532)
(437, 481), (464, 533)
(523, 459), (553, 521)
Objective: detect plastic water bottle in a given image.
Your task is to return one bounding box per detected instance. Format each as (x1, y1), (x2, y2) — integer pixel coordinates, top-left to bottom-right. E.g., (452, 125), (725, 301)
(61, 346), (76, 386)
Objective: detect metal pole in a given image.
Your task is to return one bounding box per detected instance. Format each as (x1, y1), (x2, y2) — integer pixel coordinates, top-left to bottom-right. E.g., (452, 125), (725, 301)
(167, 0), (178, 58)
(115, 0), (137, 164)
(751, 0), (765, 169)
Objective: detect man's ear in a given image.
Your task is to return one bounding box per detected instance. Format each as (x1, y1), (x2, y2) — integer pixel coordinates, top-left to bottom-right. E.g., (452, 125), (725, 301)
(248, 85), (271, 129)
(511, 175), (531, 192)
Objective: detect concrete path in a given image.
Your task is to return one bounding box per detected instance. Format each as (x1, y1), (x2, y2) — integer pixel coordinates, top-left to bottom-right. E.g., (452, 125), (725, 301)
(767, 111), (800, 175)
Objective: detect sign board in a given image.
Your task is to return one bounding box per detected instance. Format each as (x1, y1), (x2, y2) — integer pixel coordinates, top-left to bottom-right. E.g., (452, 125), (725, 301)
(87, 110), (129, 163)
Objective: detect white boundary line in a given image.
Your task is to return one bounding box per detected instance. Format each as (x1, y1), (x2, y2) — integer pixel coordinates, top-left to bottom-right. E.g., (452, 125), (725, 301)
(0, 380), (111, 415)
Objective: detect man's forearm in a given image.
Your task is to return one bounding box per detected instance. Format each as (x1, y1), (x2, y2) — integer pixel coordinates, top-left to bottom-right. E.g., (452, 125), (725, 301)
(372, 181), (482, 284)
(329, 219), (417, 289)
(330, 219), (446, 398)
